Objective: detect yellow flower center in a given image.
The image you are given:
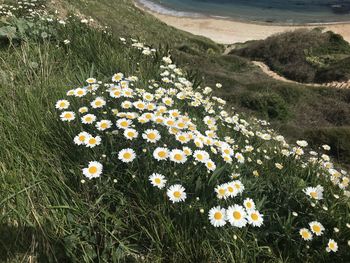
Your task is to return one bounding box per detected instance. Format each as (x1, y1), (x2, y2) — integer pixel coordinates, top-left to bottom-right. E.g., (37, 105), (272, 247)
(233, 211), (241, 220)
(101, 123), (108, 129)
(127, 132), (134, 137)
(158, 151), (166, 158)
(88, 166), (97, 174)
(77, 90), (84, 95)
(251, 213), (258, 221)
(114, 91), (121, 96)
(214, 212), (222, 220)
(154, 178), (161, 184)
(227, 186), (234, 193)
(64, 113), (72, 118)
(174, 154), (183, 161)
(121, 121), (128, 127)
(301, 231), (310, 239)
(85, 116), (92, 122)
(246, 202), (252, 209)
(79, 135), (86, 141)
(89, 138), (96, 145)
(329, 243), (335, 249)
(123, 152), (132, 159)
(312, 225), (321, 233)
(173, 191), (181, 198)
(147, 133), (156, 140)
(219, 189), (226, 195)
(59, 102), (66, 107)
(95, 101), (102, 106)
(310, 192), (317, 198)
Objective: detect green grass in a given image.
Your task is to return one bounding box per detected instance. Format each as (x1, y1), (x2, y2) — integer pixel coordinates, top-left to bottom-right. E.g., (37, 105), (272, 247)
(1, 1), (350, 262)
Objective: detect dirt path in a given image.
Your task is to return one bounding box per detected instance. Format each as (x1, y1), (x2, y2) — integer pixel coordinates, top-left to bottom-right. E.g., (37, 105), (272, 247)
(252, 61), (350, 89)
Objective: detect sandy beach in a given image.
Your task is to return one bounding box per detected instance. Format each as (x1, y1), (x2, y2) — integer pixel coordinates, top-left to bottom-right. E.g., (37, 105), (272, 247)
(135, 1), (350, 44)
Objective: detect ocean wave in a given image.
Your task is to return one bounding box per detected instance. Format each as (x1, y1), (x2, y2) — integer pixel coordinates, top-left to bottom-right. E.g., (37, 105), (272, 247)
(137, 0), (203, 17)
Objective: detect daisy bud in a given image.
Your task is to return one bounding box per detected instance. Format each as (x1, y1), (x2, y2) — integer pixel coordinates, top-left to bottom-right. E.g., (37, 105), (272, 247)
(292, 212), (298, 217)
(334, 227), (339, 233)
(81, 179), (86, 184)
(113, 179), (117, 183)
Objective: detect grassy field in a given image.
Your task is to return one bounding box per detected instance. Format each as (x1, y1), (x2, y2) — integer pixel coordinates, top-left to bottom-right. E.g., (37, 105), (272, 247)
(0, 0), (350, 262)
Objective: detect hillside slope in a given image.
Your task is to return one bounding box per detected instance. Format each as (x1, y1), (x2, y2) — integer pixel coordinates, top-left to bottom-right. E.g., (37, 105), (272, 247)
(0, 0), (350, 262)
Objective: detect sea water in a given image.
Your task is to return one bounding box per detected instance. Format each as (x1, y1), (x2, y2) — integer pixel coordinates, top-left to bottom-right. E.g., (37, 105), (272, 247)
(139, 0), (350, 23)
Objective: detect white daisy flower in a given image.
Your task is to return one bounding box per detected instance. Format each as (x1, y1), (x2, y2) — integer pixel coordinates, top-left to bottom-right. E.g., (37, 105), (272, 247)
(169, 149), (187, 164)
(116, 118), (132, 129)
(226, 205), (247, 228)
(123, 128), (138, 140)
(326, 239), (338, 252)
(74, 88), (87, 97)
(309, 221), (325, 236)
(235, 152), (245, 163)
(78, 107), (88, 113)
(118, 148), (136, 163)
(247, 210), (264, 227)
(91, 97), (106, 109)
(109, 87), (122, 98)
(299, 228), (313, 241)
(142, 129), (161, 143)
(303, 185), (323, 200)
(112, 73), (124, 82)
(74, 131), (90, 145)
(96, 120), (112, 131)
(167, 184), (186, 203)
(205, 160), (216, 171)
(149, 173), (167, 189)
(85, 135), (101, 148)
(82, 161), (103, 179)
(193, 150), (209, 163)
(208, 206), (226, 227)
(215, 184), (228, 200)
(153, 147), (169, 161)
(81, 114), (96, 124)
(60, 111), (75, 122)
(243, 198), (256, 211)
(55, 99), (70, 110)
(86, 78), (96, 84)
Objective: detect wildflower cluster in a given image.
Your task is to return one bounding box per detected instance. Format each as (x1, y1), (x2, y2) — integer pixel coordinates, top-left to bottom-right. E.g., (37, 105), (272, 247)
(57, 37), (350, 254)
(0, 0), (46, 19)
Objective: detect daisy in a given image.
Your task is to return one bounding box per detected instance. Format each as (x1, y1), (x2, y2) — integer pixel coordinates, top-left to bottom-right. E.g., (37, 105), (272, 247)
(303, 185), (323, 200)
(182, 147), (192, 156)
(133, 100), (146, 111)
(169, 149), (187, 164)
(86, 78), (96, 84)
(60, 111), (75, 122)
(142, 129), (161, 143)
(247, 210), (264, 227)
(55, 99), (70, 110)
(81, 114), (96, 124)
(215, 184), (228, 199)
(235, 152), (245, 163)
(109, 87), (122, 98)
(205, 160), (216, 171)
(167, 184), (186, 203)
(112, 72), (124, 82)
(299, 228), (313, 241)
(326, 239), (338, 252)
(149, 173), (167, 189)
(309, 221), (325, 236)
(162, 97), (174, 106)
(91, 97), (106, 109)
(123, 128), (138, 140)
(193, 150), (209, 163)
(74, 88), (87, 97)
(121, 101), (132, 109)
(243, 198), (256, 211)
(153, 147), (169, 161)
(78, 107), (88, 114)
(74, 131), (90, 145)
(232, 180), (245, 195)
(208, 206), (226, 227)
(85, 135), (101, 148)
(116, 118), (132, 129)
(176, 132), (190, 144)
(118, 148), (136, 163)
(96, 120), (112, 131)
(82, 161), (103, 179)
(122, 88), (134, 98)
(226, 205), (247, 228)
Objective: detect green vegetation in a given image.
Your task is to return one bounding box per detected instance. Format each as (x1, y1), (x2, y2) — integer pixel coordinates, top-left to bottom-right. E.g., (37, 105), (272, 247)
(232, 28), (350, 83)
(1, 0), (350, 262)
